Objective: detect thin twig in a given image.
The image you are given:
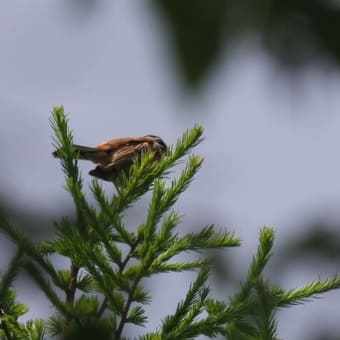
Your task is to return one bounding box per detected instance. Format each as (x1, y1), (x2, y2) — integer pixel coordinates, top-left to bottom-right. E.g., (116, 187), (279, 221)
(97, 239), (139, 318)
(66, 262), (79, 305)
(119, 239), (139, 273)
(115, 277), (141, 339)
(64, 261), (79, 327)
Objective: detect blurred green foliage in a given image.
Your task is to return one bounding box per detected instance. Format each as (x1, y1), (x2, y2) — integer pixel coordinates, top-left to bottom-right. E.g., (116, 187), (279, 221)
(154, 0), (340, 87)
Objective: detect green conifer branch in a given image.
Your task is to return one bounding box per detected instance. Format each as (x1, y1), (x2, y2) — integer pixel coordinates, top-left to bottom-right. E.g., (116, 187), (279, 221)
(0, 216), (61, 290)
(0, 289), (32, 340)
(1, 107), (340, 339)
(161, 266), (210, 336)
(277, 276), (340, 307)
(107, 125), (204, 216)
(24, 262), (80, 326)
(224, 228), (276, 338)
(253, 278), (278, 339)
(0, 250), (24, 303)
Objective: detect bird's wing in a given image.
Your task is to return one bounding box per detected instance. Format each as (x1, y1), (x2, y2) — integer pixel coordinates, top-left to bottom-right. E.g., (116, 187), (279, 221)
(110, 142), (150, 166)
(96, 137), (136, 152)
(96, 136), (155, 152)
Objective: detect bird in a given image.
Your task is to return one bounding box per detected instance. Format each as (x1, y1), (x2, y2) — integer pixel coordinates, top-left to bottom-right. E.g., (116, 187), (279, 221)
(52, 135), (167, 187)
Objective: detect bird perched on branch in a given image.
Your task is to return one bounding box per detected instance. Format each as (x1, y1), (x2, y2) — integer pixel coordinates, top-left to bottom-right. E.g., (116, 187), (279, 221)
(53, 135), (167, 187)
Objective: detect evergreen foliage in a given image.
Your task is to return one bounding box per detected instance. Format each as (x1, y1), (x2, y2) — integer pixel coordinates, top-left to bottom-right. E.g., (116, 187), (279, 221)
(0, 106), (339, 339)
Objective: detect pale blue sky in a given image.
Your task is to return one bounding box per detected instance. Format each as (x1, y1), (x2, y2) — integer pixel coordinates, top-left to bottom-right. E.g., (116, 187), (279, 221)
(1, 1), (340, 339)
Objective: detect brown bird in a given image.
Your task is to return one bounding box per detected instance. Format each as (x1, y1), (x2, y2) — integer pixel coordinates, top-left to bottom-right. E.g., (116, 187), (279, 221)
(53, 135), (167, 186)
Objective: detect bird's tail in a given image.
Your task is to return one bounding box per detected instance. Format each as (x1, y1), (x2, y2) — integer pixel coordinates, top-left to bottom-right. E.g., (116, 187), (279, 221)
(52, 144), (99, 160)
(73, 145), (99, 159)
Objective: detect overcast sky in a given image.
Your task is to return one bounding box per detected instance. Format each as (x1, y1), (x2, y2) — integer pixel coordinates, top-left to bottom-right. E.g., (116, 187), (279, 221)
(1, 1), (340, 339)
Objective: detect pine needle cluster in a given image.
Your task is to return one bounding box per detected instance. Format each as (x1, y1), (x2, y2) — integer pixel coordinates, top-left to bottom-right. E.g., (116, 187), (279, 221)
(0, 106), (339, 339)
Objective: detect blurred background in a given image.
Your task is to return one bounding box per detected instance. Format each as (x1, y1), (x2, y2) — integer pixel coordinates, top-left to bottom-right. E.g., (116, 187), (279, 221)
(1, 1), (340, 339)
